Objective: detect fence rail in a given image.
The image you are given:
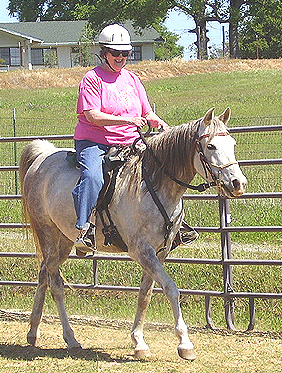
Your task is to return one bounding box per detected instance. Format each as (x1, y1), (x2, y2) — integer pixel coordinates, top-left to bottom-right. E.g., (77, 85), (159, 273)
(0, 125), (282, 331)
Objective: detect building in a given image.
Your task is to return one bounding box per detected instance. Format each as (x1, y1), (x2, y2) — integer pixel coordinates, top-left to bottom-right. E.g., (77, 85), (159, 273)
(0, 20), (163, 70)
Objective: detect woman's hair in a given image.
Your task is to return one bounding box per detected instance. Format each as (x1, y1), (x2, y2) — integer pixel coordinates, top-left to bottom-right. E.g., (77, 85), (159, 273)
(99, 46), (108, 60)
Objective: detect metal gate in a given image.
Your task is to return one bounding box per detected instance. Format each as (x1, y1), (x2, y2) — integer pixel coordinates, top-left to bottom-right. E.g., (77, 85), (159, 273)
(0, 124), (281, 330)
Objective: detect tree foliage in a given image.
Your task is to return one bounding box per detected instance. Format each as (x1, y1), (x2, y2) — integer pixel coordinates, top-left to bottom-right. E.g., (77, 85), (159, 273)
(7, 0), (80, 21)
(239, 0), (282, 59)
(153, 23), (184, 60)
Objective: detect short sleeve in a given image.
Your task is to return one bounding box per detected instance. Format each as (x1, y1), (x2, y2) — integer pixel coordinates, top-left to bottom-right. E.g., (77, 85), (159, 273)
(77, 72), (102, 114)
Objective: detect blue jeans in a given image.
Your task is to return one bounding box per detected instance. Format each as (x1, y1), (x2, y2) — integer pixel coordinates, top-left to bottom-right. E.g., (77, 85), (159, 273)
(72, 140), (110, 229)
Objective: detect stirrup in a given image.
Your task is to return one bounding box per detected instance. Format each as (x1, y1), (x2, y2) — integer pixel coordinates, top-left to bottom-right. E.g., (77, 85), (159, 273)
(74, 222), (96, 256)
(171, 222), (198, 251)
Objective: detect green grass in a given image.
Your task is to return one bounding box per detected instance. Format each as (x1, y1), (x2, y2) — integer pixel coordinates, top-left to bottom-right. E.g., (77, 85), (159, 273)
(144, 70), (282, 121)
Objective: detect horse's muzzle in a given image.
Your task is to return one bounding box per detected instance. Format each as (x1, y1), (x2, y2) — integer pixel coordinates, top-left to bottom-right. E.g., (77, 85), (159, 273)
(218, 176), (247, 198)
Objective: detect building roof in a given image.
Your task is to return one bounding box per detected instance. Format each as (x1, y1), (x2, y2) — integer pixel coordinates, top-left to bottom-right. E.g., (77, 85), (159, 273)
(0, 20), (88, 45)
(0, 26), (43, 43)
(0, 20), (163, 46)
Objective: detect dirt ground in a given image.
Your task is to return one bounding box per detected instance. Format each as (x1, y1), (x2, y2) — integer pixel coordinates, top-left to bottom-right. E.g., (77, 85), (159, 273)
(0, 309), (281, 373)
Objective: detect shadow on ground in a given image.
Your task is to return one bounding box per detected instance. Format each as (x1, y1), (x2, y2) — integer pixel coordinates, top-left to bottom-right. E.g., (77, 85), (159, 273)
(0, 343), (134, 363)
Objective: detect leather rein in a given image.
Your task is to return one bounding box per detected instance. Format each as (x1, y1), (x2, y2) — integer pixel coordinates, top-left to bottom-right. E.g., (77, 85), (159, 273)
(135, 125), (237, 254)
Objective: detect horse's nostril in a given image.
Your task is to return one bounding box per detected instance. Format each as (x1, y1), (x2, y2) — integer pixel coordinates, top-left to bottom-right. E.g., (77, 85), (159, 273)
(232, 179), (240, 190)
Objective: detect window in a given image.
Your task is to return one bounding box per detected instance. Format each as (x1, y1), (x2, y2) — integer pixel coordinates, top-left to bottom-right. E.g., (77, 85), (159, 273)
(0, 47), (21, 66)
(31, 49), (44, 65)
(0, 48), (9, 65)
(31, 48), (57, 66)
(10, 47), (21, 66)
(131, 46), (142, 61)
(71, 46), (80, 67)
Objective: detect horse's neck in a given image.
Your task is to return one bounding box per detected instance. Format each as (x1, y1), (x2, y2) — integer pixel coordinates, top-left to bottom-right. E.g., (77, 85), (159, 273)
(144, 123), (197, 189)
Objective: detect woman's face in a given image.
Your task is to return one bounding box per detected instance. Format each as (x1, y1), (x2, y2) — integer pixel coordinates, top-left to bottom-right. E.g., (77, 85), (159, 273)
(104, 49), (130, 72)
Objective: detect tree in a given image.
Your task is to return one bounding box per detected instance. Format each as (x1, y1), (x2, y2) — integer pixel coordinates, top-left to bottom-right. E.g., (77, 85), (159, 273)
(172, 1), (232, 59)
(228, 0), (245, 58)
(73, 0), (173, 32)
(153, 23), (184, 60)
(8, 0), (45, 21)
(239, 0), (282, 59)
(8, 0), (83, 21)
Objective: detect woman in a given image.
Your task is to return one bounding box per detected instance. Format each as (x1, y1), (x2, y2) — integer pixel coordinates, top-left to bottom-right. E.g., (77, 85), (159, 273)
(72, 24), (170, 250)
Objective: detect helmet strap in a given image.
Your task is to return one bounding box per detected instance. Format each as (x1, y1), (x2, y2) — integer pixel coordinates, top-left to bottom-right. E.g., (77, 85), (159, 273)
(104, 57), (117, 72)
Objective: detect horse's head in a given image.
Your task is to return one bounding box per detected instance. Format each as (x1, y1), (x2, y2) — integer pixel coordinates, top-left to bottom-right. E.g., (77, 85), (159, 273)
(193, 107), (247, 198)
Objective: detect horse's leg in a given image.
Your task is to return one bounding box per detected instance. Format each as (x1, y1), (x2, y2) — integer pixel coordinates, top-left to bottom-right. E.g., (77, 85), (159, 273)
(131, 272), (155, 359)
(27, 262), (47, 346)
(131, 247), (196, 361)
(30, 223), (81, 350)
(45, 232), (81, 351)
(47, 267), (81, 350)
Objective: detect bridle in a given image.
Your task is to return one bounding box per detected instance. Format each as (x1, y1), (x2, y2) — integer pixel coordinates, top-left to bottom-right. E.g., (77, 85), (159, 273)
(196, 132), (238, 197)
(136, 126), (238, 194)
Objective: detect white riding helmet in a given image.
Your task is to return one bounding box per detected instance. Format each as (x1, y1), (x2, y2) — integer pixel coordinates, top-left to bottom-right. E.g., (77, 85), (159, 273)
(99, 24), (132, 51)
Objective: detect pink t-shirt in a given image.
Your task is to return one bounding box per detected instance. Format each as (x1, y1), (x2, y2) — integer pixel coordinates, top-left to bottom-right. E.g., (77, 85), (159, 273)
(74, 66), (152, 146)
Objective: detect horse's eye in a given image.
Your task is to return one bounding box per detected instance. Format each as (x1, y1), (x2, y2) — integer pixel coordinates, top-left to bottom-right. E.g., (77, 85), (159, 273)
(207, 143), (216, 150)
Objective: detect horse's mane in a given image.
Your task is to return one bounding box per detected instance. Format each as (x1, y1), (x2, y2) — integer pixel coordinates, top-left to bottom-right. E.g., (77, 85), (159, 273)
(124, 115), (228, 191)
(142, 120), (199, 186)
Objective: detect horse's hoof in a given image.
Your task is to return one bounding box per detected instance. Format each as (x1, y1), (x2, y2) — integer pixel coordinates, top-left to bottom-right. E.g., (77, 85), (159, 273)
(134, 348), (150, 360)
(27, 333), (37, 347)
(68, 344), (82, 354)
(178, 347), (196, 361)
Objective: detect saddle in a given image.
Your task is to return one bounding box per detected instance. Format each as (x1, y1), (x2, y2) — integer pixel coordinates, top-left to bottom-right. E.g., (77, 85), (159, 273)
(66, 146), (132, 252)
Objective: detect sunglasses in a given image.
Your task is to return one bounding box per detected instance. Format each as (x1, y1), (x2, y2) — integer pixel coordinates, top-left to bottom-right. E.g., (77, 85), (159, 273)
(107, 49), (130, 57)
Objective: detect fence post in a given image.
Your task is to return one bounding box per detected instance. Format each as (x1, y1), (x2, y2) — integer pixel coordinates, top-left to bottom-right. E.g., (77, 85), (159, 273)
(247, 297), (256, 331)
(205, 295), (215, 329)
(93, 257), (98, 286)
(13, 108), (18, 194)
(219, 196), (236, 330)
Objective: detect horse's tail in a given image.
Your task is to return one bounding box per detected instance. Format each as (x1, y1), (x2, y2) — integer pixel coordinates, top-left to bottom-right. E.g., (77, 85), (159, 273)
(19, 140), (56, 262)
(19, 139), (56, 186)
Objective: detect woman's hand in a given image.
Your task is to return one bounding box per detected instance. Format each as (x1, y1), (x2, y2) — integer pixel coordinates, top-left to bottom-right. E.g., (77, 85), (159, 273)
(129, 116), (148, 128)
(84, 110), (148, 128)
(157, 120), (170, 132)
(145, 110), (170, 131)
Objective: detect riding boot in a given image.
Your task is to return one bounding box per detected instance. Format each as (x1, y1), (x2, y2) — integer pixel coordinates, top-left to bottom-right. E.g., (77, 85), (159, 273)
(75, 210), (97, 256)
(171, 221), (199, 251)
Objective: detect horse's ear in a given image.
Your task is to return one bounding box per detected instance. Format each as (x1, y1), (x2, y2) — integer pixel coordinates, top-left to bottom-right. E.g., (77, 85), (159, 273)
(203, 107), (215, 126)
(219, 107), (231, 124)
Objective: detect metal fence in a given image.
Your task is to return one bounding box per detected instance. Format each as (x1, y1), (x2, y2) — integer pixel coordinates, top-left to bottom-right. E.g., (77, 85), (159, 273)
(0, 124), (281, 331)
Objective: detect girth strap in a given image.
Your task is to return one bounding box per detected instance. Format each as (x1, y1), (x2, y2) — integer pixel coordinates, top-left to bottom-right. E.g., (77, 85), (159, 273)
(142, 163), (173, 252)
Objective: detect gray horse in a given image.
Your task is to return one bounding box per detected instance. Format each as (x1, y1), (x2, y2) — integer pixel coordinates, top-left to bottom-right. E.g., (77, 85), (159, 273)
(19, 107), (247, 361)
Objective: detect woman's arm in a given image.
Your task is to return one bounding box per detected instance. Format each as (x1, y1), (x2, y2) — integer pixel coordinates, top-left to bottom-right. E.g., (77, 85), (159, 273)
(84, 109), (147, 128)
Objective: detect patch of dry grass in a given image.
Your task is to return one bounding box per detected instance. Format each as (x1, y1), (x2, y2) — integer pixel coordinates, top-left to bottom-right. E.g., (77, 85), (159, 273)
(1, 58), (282, 89)
(0, 310), (281, 373)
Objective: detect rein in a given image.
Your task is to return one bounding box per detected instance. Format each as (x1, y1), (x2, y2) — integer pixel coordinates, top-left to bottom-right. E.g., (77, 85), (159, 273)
(136, 126), (216, 193)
